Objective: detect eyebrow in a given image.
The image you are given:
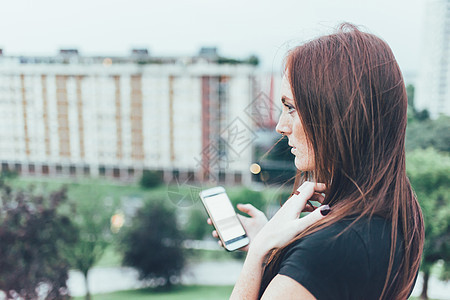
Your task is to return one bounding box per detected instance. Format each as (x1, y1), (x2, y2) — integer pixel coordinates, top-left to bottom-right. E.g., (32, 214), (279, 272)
(281, 96), (293, 103)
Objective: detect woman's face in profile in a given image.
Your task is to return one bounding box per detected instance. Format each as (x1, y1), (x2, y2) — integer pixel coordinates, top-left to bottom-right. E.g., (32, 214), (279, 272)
(276, 74), (315, 171)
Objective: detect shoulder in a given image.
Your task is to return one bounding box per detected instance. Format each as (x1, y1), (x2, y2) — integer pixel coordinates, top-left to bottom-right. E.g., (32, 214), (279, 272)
(278, 216), (398, 300)
(283, 215), (397, 263)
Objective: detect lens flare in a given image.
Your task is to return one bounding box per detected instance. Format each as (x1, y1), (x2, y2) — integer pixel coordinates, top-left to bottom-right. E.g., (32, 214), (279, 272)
(250, 163), (261, 174)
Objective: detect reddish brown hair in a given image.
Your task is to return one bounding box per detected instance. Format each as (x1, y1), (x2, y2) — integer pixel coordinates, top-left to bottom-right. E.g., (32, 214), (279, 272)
(262, 24), (424, 299)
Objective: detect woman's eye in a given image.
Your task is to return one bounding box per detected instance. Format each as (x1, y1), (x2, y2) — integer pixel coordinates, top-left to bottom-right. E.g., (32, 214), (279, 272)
(284, 104), (296, 114)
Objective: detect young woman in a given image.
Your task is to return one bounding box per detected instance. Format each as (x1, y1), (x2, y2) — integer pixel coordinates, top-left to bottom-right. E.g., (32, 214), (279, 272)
(208, 24), (424, 299)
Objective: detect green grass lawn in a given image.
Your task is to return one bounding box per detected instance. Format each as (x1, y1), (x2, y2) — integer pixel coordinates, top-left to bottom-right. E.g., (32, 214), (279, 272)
(5, 176), (171, 206)
(3, 176), (286, 212)
(73, 285), (234, 300)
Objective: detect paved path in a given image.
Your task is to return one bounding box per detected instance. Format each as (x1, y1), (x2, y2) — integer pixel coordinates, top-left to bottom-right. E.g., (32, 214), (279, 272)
(67, 261), (450, 299)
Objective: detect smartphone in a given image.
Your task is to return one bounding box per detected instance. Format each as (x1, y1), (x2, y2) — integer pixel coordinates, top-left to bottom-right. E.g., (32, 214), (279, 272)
(199, 186), (249, 251)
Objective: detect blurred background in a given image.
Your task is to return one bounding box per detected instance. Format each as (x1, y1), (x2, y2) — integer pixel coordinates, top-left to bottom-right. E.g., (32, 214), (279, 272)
(0, 0), (448, 299)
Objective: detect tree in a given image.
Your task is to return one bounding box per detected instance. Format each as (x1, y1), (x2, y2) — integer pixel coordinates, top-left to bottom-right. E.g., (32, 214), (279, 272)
(406, 148), (450, 299)
(254, 134), (297, 185)
(414, 109), (430, 122)
(406, 116), (450, 153)
(0, 183), (77, 299)
(406, 84), (415, 108)
(405, 83), (430, 123)
(246, 55), (260, 66)
(65, 189), (116, 300)
(263, 135), (293, 162)
(119, 200), (185, 289)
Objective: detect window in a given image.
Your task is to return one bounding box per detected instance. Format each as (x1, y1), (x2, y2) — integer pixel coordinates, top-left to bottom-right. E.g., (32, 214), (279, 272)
(99, 166), (106, 176)
(42, 165), (49, 174)
(235, 172), (242, 184)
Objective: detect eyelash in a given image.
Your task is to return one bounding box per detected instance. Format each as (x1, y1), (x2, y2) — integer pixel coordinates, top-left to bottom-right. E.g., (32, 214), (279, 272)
(284, 103), (296, 114)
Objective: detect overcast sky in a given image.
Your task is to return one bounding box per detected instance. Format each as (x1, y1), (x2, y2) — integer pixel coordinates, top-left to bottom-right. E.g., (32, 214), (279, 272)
(0, 0), (426, 75)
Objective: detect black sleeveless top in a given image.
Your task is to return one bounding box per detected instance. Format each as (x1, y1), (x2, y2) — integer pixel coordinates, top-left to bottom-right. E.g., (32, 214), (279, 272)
(259, 216), (416, 299)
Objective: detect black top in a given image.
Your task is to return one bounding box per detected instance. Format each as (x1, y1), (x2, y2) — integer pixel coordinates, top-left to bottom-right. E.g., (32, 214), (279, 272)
(259, 216), (415, 299)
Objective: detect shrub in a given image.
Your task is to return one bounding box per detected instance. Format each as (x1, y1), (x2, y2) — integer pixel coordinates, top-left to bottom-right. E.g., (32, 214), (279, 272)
(119, 200), (185, 289)
(140, 170), (163, 188)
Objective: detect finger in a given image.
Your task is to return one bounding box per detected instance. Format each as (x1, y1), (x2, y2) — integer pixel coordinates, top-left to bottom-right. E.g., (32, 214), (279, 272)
(285, 182), (326, 212)
(314, 182), (327, 192)
(295, 205), (331, 232)
(309, 193), (325, 203)
(295, 181), (326, 194)
(207, 218), (212, 225)
(301, 204), (317, 212)
(218, 240), (223, 248)
(284, 183), (316, 212)
(237, 203), (263, 218)
(212, 230), (218, 238)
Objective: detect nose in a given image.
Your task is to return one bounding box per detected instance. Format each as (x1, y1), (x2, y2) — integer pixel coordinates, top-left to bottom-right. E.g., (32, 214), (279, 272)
(275, 113), (292, 135)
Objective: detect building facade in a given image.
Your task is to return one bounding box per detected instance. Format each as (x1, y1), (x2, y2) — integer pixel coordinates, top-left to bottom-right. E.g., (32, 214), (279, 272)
(0, 54), (261, 184)
(415, 0), (450, 118)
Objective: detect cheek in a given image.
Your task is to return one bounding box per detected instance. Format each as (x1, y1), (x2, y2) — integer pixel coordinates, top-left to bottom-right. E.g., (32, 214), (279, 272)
(292, 118), (315, 169)
(292, 118), (308, 144)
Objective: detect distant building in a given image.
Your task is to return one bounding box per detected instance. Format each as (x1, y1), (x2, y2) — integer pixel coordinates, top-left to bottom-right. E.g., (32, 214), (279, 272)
(0, 51), (262, 185)
(199, 47), (218, 58)
(59, 49), (79, 56)
(131, 48), (149, 57)
(415, 0), (450, 118)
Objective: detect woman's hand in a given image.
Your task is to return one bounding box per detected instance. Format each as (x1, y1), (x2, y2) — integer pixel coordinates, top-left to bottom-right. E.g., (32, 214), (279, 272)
(248, 181), (330, 257)
(207, 203), (268, 251)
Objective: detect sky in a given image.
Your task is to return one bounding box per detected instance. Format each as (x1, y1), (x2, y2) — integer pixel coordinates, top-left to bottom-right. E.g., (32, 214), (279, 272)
(0, 0), (426, 76)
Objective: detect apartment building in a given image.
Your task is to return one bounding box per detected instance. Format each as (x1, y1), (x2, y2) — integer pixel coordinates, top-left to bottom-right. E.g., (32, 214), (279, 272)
(0, 50), (263, 184)
(415, 0), (450, 118)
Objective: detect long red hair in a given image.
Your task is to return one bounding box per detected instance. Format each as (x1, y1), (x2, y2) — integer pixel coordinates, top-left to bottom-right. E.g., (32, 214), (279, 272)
(262, 24), (424, 299)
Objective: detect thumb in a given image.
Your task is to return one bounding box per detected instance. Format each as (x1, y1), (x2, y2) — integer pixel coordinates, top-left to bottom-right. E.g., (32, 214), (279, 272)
(237, 203), (263, 218)
(294, 205), (331, 232)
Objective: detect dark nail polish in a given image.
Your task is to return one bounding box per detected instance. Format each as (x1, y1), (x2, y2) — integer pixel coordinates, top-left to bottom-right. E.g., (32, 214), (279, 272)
(320, 205), (331, 216)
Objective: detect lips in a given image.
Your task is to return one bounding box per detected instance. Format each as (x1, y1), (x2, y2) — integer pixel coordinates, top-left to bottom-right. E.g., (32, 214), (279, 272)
(288, 142), (296, 154)
(290, 146), (297, 154)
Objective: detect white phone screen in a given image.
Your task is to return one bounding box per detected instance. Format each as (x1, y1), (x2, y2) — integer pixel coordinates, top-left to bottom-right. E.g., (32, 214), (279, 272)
(204, 193), (245, 242)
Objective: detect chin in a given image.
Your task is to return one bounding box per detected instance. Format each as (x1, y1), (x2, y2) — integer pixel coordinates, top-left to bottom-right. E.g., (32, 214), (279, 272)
(294, 156), (314, 171)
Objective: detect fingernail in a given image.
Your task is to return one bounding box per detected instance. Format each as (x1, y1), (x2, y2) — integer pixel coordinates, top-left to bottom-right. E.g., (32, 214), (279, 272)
(320, 205), (331, 216)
